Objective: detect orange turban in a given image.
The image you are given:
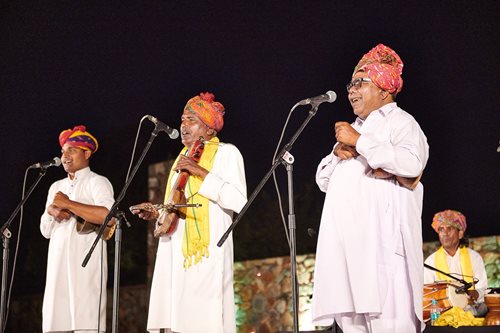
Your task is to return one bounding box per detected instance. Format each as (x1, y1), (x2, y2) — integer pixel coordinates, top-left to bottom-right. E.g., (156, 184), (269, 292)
(59, 125), (99, 154)
(432, 210), (467, 233)
(353, 43), (404, 94)
(184, 92), (225, 132)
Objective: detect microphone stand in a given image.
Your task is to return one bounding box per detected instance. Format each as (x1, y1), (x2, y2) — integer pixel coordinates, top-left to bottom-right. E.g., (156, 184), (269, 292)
(424, 263), (475, 292)
(0, 168), (48, 332)
(82, 126), (163, 333)
(218, 104), (321, 333)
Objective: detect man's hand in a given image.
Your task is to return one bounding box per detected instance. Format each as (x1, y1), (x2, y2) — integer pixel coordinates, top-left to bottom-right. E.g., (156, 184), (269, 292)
(174, 155), (209, 179)
(466, 290), (479, 305)
(335, 121), (361, 147)
(130, 202), (160, 221)
(372, 168), (393, 179)
(334, 143), (359, 160)
(47, 204), (72, 222)
(53, 191), (71, 210)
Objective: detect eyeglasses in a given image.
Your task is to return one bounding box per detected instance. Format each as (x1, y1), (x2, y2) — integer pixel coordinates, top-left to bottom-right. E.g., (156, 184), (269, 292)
(346, 77), (372, 92)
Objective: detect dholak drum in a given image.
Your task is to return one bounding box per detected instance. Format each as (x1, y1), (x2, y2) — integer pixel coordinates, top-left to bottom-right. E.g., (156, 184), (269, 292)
(484, 294), (500, 325)
(423, 282), (468, 322)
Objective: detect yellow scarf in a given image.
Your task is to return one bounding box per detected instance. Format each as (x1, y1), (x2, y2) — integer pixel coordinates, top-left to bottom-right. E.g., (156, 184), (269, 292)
(164, 137), (219, 269)
(435, 246), (474, 285)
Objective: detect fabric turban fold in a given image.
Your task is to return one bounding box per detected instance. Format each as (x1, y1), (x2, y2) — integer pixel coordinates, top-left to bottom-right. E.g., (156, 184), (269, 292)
(431, 209), (467, 233)
(184, 92), (225, 132)
(59, 125), (99, 154)
(353, 43), (404, 94)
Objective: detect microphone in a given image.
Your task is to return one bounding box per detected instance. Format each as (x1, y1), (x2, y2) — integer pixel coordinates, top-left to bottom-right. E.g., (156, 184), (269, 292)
(29, 157), (61, 169)
(455, 281), (475, 293)
(146, 115), (179, 139)
(298, 90), (337, 106)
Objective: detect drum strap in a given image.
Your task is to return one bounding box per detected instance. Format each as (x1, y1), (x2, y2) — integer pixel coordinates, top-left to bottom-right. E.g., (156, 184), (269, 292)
(435, 246), (474, 285)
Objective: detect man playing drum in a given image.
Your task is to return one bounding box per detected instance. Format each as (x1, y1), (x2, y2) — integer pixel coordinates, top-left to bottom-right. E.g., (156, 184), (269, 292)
(424, 210), (488, 317)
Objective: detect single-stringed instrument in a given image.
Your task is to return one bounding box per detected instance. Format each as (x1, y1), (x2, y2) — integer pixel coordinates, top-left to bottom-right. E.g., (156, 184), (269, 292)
(153, 137), (205, 237)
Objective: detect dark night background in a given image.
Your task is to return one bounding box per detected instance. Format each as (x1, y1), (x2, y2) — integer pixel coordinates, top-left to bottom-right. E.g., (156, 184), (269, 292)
(0, 1), (498, 298)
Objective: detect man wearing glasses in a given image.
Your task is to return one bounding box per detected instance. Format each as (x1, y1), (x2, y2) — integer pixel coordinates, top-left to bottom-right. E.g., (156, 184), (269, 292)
(312, 44), (429, 332)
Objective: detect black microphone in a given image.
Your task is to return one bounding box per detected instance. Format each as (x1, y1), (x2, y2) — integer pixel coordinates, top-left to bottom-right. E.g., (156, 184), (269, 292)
(29, 157), (61, 169)
(298, 90), (337, 106)
(146, 115), (179, 139)
(455, 281), (475, 293)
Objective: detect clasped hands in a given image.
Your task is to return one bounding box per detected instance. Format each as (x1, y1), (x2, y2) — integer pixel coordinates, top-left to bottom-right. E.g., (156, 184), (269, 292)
(334, 122), (360, 160)
(47, 191), (72, 222)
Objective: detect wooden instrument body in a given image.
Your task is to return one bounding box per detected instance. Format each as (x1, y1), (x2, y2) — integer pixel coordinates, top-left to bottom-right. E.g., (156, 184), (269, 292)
(154, 137), (205, 238)
(75, 215), (115, 241)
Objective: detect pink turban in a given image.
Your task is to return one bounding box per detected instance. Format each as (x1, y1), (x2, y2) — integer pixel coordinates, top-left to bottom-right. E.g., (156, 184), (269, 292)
(431, 210), (467, 233)
(184, 92), (225, 132)
(59, 125), (99, 154)
(353, 43), (404, 94)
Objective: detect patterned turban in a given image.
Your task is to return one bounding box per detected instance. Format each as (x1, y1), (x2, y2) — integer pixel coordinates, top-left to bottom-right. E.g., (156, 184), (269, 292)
(59, 125), (99, 154)
(184, 92), (225, 132)
(432, 210), (467, 233)
(353, 43), (404, 94)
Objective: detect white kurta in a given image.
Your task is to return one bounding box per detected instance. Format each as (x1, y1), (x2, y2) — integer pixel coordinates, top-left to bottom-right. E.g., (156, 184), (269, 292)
(40, 167), (115, 333)
(424, 248), (489, 302)
(312, 103), (429, 332)
(147, 142), (247, 333)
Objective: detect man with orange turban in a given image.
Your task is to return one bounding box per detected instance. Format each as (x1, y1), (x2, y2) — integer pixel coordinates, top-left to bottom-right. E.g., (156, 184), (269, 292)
(40, 125), (115, 333)
(312, 44), (429, 332)
(131, 92), (247, 333)
(424, 210), (488, 317)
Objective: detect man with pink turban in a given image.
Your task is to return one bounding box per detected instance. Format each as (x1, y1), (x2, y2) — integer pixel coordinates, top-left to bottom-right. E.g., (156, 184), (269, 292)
(312, 44), (429, 332)
(131, 92), (247, 333)
(424, 210), (488, 317)
(40, 125), (115, 333)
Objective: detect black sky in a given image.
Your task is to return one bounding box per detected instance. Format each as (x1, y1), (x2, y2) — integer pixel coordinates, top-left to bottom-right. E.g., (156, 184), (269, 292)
(1, 1), (499, 292)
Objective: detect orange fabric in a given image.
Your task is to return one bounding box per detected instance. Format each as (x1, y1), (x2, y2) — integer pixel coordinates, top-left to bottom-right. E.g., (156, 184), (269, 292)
(184, 92), (225, 132)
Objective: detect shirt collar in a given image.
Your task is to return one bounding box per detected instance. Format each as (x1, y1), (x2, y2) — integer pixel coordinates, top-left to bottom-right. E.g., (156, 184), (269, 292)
(68, 166), (91, 181)
(355, 102), (398, 125)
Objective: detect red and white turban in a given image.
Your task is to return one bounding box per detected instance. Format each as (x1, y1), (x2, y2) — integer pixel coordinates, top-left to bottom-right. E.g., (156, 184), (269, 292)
(432, 209), (467, 233)
(353, 43), (404, 94)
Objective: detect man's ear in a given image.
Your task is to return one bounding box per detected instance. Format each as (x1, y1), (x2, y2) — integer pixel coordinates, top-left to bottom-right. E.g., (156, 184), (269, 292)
(380, 89), (390, 100)
(458, 230), (465, 239)
(206, 128), (217, 137)
(84, 150), (92, 160)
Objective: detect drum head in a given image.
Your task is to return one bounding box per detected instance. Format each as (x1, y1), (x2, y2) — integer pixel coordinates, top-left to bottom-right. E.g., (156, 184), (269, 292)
(447, 284), (469, 309)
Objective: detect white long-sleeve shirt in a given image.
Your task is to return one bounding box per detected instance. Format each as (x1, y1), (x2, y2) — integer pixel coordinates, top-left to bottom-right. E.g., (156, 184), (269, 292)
(312, 102), (429, 330)
(40, 166), (114, 333)
(147, 141), (247, 333)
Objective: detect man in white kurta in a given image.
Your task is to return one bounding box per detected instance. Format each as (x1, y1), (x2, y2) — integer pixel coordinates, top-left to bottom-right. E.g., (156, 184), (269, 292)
(312, 44), (429, 333)
(133, 93), (247, 333)
(424, 210), (488, 315)
(40, 125), (114, 333)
